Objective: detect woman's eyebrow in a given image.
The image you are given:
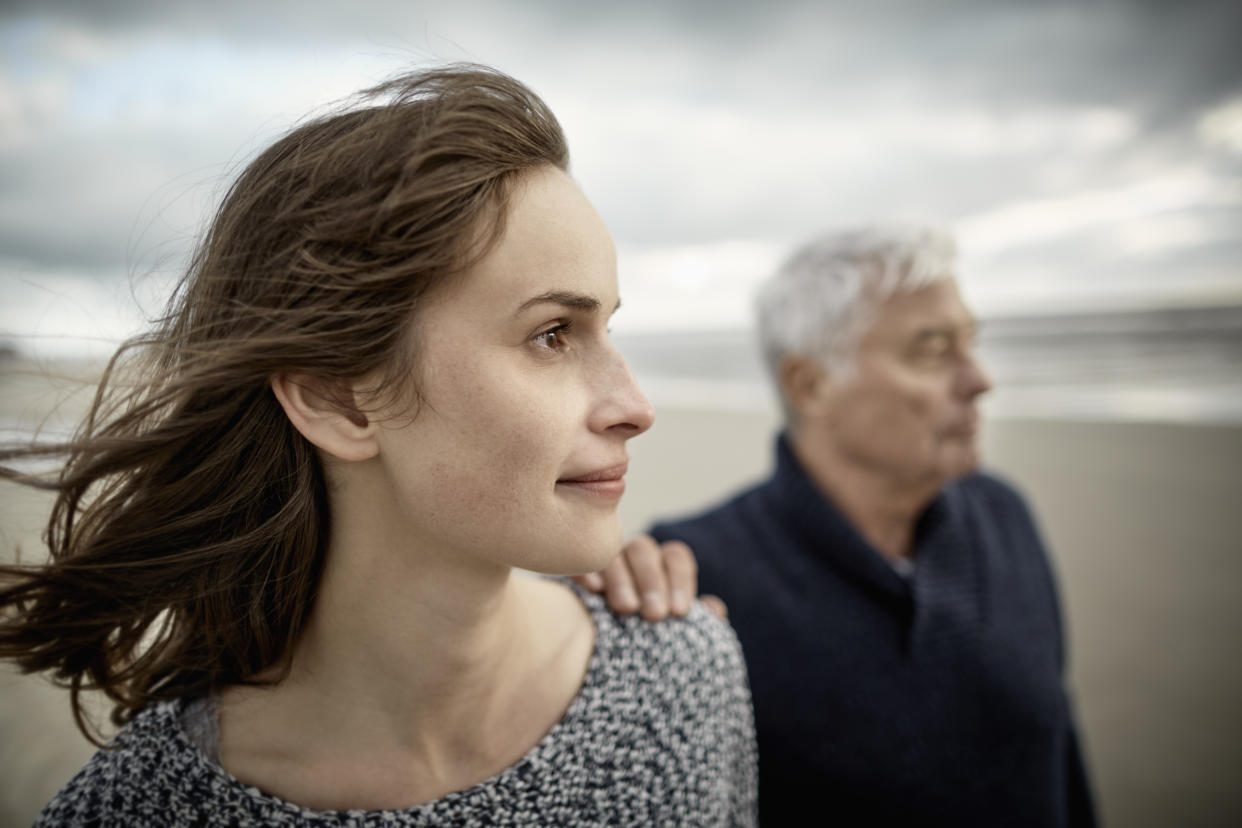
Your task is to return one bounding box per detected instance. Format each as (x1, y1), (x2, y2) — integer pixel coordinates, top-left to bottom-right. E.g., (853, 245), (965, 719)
(514, 290), (621, 317)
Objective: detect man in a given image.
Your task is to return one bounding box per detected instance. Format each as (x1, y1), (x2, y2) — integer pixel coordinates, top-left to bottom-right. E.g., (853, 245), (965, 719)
(587, 225), (1095, 826)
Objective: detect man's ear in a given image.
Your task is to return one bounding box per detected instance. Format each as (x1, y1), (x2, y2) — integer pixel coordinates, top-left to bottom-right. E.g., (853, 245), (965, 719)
(779, 355), (832, 420)
(270, 373), (379, 462)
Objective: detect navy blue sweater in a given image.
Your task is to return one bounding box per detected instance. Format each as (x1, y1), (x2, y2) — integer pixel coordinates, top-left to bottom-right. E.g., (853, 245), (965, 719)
(651, 435), (1095, 827)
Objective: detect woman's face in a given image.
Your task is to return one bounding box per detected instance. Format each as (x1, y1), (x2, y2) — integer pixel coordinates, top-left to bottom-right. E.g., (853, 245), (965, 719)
(370, 165), (654, 575)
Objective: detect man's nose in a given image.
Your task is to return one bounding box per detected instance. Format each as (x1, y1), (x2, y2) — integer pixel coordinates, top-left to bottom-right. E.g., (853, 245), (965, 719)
(958, 350), (993, 398)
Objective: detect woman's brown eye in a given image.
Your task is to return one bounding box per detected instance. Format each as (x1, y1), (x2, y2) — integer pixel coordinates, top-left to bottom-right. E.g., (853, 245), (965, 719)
(535, 323), (571, 350)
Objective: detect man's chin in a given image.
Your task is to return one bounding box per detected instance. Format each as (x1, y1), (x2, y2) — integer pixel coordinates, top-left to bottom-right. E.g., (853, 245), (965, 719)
(956, 448), (982, 477)
(940, 442), (982, 481)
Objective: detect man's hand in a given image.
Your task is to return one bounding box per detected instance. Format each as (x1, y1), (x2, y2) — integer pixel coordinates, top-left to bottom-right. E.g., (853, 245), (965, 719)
(574, 535), (727, 621)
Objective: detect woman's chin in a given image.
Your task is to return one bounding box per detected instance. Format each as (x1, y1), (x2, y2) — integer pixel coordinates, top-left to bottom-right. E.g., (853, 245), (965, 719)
(521, 523), (623, 577)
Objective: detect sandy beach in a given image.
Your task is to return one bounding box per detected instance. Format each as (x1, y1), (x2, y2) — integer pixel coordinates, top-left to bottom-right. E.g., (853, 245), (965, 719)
(3, 367), (1241, 826)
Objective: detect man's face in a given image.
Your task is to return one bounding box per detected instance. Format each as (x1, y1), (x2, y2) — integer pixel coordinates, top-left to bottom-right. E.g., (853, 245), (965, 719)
(820, 279), (992, 489)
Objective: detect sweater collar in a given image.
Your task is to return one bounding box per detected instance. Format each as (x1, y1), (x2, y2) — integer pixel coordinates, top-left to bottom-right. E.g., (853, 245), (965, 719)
(762, 432), (981, 615)
(762, 432), (912, 599)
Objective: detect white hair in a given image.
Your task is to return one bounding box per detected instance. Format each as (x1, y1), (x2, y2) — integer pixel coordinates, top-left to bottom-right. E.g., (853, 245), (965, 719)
(755, 224), (957, 406)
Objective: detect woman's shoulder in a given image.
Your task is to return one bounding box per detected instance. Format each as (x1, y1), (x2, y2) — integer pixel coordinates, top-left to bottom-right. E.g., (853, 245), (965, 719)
(564, 583), (758, 825)
(35, 699), (335, 827)
(34, 700), (209, 826)
(573, 583), (750, 699)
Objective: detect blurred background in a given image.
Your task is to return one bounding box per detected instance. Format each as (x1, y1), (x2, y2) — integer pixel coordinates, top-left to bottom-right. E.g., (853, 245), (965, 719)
(2, 0), (1240, 825)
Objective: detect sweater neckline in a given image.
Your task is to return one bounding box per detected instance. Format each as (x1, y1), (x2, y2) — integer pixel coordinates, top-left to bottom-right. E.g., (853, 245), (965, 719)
(160, 580), (610, 820)
(763, 434), (913, 598)
(762, 434), (982, 616)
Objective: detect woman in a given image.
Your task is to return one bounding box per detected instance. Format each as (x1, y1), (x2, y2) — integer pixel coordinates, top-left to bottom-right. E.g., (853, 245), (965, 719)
(0, 65), (757, 826)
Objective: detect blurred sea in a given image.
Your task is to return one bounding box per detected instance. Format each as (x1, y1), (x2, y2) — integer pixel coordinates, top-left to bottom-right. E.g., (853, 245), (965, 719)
(4, 304), (1241, 434)
(614, 304), (1242, 424)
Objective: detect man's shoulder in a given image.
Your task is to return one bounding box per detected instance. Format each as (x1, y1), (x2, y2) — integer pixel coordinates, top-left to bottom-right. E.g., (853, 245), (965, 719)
(648, 478), (771, 549)
(947, 470), (1051, 560)
(950, 469), (1034, 515)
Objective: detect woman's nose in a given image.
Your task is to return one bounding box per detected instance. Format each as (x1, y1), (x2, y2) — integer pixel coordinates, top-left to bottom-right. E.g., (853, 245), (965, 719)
(590, 348), (655, 437)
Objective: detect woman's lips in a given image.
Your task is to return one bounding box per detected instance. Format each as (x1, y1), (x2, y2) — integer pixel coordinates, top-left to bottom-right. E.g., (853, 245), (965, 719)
(557, 463), (628, 498)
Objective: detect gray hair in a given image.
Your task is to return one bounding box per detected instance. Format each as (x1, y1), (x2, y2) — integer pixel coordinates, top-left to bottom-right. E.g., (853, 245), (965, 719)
(756, 224), (957, 399)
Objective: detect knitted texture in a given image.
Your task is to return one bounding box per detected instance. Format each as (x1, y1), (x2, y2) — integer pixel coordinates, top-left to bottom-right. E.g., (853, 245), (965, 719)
(652, 434), (1096, 828)
(36, 587), (758, 827)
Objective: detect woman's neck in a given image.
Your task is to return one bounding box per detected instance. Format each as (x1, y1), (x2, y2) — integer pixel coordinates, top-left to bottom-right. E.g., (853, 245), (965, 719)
(293, 553), (534, 745)
(217, 473), (595, 810)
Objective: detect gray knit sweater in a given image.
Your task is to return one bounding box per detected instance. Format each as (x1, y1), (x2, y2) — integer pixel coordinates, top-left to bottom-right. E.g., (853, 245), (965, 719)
(35, 588), (758, 827)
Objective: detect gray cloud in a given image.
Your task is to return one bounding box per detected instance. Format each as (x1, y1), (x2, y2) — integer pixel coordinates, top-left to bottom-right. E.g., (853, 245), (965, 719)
(0, 0), (1238, 331)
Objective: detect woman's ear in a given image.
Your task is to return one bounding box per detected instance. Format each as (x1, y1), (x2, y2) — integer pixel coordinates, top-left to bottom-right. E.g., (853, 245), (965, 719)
(779, 355), (832, 420)
(270, 373), (379, 462)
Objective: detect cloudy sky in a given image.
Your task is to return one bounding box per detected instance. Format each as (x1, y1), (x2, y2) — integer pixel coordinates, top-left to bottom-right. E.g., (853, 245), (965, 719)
(2, 0), (1240, 357)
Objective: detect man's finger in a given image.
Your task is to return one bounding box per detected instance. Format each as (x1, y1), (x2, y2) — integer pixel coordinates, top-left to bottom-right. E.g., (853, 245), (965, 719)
(572, 571), (605, 593)
(624, 536), (672, 621)
(700, 594), (728, 620)
(660, 540), (697, 616)
(600, 552), (641, 615)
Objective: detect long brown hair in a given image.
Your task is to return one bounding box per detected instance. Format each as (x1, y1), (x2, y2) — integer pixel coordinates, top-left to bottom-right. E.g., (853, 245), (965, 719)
(0, 65), (569, 744)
